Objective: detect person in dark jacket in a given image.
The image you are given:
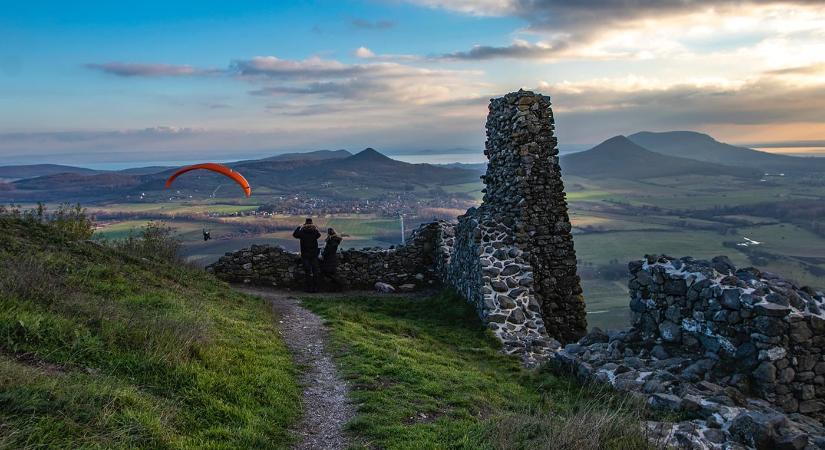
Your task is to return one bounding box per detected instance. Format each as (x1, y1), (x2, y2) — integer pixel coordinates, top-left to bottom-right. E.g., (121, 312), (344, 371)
(293, 218), (321, 292)
(320, 228), (344, 291)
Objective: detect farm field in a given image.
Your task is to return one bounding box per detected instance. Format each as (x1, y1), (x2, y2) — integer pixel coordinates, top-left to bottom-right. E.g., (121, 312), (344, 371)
(87, 172), (825, 331)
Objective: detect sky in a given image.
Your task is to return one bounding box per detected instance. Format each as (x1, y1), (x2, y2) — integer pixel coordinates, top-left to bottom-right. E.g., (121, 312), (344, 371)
(2, 0), (825, 166)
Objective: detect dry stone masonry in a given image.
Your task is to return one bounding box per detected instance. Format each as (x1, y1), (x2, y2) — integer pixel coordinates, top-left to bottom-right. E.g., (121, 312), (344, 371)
(207, 222), (443, 291)
(480, 91), (587, 343)
(208, 90), (825, 447)
(628, 255), (825, 417)
(209, 90), (586, 365)
(552, 255), (825, 449)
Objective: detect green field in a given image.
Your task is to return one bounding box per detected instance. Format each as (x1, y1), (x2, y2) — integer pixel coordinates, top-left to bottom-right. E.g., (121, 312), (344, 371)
(88, 171), (825, 331)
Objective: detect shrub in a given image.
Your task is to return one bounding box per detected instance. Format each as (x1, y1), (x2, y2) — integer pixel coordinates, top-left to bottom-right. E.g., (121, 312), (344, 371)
(0, 203), (95, 241)
(112, 221), (182, 263)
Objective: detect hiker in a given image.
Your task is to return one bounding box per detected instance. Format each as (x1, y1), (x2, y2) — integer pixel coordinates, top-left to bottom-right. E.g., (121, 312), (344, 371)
(293, 218), (321, 292)
(320, 227), (344, 291)
(202, 228), (211, 241)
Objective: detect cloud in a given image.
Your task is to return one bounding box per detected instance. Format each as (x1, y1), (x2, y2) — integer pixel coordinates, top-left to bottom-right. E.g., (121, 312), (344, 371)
(85, 62), (208, 77)
(437, 39), (562, 60)
(411, 1), (825, 62)
(764, 63), (825, 76)
(536, 74), (825, 143)
(230, 56), (367, 78)
(354, 47), (376, 58)
(351, 18), (395, 30)
(230, 55), (485, 105)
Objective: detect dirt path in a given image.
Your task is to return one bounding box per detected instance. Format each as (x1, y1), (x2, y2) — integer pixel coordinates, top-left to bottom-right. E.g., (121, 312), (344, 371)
(234, 286), (354, 450)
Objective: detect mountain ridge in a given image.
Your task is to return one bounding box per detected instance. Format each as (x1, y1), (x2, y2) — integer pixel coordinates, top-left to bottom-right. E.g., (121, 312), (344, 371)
(560, 135), (761, 179)
(628, 131), (825, 172)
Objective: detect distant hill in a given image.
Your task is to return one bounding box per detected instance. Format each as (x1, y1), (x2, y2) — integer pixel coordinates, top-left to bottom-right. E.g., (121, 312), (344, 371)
(560, 136), (761, 179)
(0, 164), (100, 180)
(628, 131), (825, 173)
(261, 149), (352, 162)
(2, 148), (479, 202)
(118, 166), (172, 176)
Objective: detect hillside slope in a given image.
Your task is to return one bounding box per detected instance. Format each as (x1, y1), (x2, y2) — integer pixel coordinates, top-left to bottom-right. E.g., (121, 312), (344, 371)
(0, 164), (100, 180)
(561, 135), (760, 179)
(628, 131), (825, 173)
(2, 148), (479, 202)
(0, 215), (300, 448)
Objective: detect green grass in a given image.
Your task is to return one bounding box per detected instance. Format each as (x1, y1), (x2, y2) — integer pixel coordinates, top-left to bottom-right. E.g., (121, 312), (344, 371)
(0, 217), (301, 449)
(301, 292), (655, 450)
(581, 279), (631, 330)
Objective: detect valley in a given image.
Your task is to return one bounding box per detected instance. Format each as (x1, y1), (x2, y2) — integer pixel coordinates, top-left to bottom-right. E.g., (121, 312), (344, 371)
(6, 132), (825, 331)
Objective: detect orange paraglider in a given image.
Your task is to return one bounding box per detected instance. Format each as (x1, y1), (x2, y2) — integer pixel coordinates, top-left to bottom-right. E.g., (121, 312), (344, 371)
(165, 163), (251, 197)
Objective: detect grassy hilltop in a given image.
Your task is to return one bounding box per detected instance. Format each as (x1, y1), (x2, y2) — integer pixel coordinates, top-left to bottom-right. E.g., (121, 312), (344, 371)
(0, 206), (666, 450)
(0, 210), (300, 449)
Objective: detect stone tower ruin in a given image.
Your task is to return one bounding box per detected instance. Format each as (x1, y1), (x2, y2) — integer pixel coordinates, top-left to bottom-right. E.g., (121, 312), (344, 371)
(484, 90), (586, 343)
(443, 90), (587, 361)
(210, 89), (587, 364)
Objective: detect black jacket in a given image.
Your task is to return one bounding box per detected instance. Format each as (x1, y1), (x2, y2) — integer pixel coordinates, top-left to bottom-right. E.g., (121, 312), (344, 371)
(321, 235), (342, 269)
(293, 225), (321, 256)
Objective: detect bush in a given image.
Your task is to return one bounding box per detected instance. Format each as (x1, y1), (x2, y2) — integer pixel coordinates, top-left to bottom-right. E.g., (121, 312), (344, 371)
(1, 203), (95, 241)
(112, 221), (182, 263)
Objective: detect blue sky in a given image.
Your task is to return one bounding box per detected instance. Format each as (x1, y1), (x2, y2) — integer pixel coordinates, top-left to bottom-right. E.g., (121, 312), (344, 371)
(2, 1), (825, 165)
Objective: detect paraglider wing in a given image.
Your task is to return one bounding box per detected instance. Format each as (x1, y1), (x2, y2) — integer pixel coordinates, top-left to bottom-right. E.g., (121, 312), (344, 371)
(164, 163), (251, 197)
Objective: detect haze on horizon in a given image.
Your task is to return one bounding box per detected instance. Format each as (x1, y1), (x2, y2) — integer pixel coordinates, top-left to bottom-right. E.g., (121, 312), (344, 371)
(2, 0), (825, 166)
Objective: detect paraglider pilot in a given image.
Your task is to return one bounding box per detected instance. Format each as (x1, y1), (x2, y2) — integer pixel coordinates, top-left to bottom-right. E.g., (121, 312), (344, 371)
(293, 218), (321, 292)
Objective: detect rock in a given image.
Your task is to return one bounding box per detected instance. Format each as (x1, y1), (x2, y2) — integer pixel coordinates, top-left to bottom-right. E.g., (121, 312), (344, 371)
(789, 321), (812, 343)
(774, 432), (809, 450)
(658, 320), (682, 343)
(398, 283), (416, 292)
(648, 393), (683, 411)
(579, 327), (609, 345)
(711, 256), (736, 274)
(753, 362), (777, 383)
(650, 344), (669, 360)
(374, 282), (395, 293)
(728, 411), (787, 450)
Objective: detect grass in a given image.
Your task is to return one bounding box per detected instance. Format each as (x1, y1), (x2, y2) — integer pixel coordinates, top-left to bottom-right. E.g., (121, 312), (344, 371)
(0, 216), (301, 449)
(301, 291), (656, 450)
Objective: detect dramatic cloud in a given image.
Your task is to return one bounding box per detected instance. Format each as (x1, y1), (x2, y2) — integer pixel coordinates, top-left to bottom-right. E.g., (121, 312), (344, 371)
(540, 74), (825, 143)
(86, 62), (206, 77)
(351, 18), (395, 30)
(232, 55), (485, 105)
(413, 1), (825, 62)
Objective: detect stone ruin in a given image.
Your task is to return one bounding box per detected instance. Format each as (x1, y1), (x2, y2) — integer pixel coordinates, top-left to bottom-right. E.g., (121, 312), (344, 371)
(207, 222), (444, 291)
(442, 90), (586, 362)
(209, 90), (587, 363)
(552, 255), (825, 449)
(209, 90), (825, 448)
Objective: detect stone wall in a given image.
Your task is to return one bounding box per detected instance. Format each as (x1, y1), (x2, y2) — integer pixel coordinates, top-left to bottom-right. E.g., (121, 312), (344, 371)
(548, 255), (825, 448)
(628, 254), (825, 417)
(208, 90), (586, 363)
(207, 222), (444, 290)
(465, 90), (586, 342)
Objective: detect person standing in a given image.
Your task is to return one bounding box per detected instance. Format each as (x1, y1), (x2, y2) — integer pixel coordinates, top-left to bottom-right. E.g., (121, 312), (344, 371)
(320, 228), (344, 291)
(293, 218), (321, 292)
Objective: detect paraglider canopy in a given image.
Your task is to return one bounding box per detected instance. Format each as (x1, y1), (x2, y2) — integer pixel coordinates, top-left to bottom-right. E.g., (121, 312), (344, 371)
(165, 163), (251, 198)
